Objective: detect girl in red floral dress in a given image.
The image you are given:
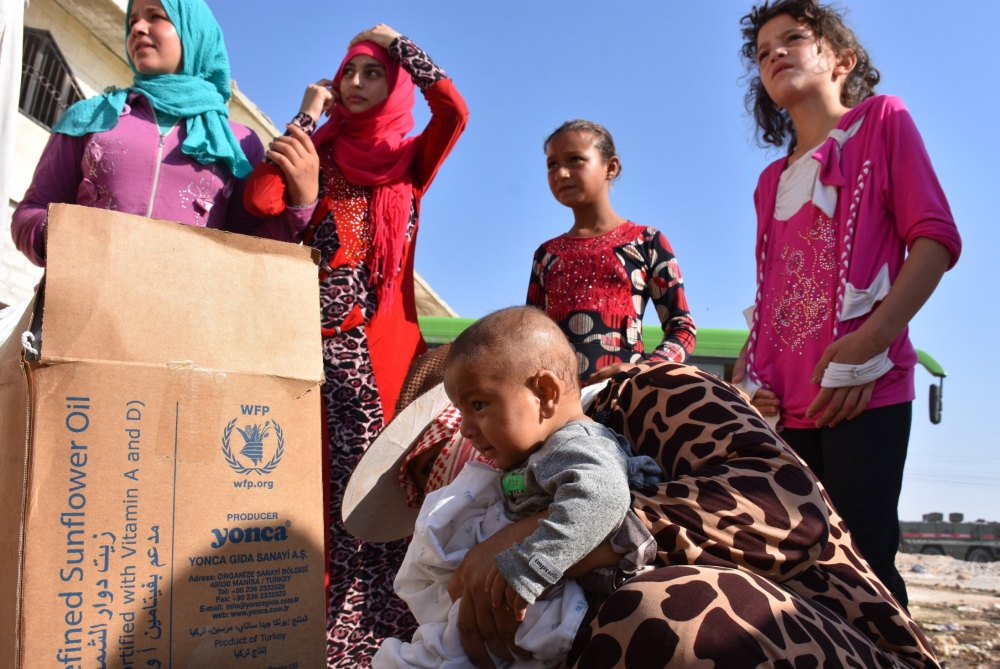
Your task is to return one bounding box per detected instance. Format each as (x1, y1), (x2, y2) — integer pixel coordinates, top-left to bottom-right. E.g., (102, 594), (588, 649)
(527, 120), (696, 384)
(243, 23), (467, 668)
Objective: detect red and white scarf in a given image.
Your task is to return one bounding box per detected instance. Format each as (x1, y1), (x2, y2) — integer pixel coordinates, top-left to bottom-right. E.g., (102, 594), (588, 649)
(398, 405), (494, 508)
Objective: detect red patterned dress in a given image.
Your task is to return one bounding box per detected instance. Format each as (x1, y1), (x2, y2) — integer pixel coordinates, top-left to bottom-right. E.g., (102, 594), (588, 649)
(527, 221), (696, 379)
(245, 36), (467, 668)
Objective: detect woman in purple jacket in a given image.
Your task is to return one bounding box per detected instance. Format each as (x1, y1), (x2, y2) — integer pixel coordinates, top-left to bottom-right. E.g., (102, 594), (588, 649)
(13, 0), (312, 265)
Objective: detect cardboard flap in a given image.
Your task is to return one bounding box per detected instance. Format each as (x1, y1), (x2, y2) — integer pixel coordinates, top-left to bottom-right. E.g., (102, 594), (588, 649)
(42, 204), (324, 381)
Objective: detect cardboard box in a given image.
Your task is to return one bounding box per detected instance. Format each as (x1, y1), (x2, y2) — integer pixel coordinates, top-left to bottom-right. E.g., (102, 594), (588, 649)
(0, 205), (328, 668)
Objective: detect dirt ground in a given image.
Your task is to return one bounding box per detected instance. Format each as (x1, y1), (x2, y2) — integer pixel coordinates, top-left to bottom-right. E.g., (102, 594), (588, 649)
(897, 553), (1000, 668)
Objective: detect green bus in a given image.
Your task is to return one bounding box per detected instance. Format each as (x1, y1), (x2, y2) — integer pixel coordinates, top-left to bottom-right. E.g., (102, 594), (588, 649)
(418, 317), (947, 424)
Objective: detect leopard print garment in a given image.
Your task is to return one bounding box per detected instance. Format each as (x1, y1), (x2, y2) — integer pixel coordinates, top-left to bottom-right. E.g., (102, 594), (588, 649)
(389, 35), (447, 90)
(312, 167), (418, 667)
(566, 362), (937, 669)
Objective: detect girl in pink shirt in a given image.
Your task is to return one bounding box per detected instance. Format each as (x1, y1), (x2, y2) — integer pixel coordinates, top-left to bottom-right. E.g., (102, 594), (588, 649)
(732, 0), (961, 607)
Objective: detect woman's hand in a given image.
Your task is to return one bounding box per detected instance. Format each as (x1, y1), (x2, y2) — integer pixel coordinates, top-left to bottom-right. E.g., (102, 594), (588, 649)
(266, 124), (319, 207)
(805, 330), (882, 427)
(806, 379), (876, 428)
(449, 535), (528, 669)
(564, 539), (619, 577)
(447, 509), (620, 668)
(348, 23), (402, 49)
(298, 79), (336, 122)
(586, 362), (639, 386)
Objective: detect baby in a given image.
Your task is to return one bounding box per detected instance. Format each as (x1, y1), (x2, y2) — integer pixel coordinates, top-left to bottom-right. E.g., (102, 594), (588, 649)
(375, 306), (660, 668)
(444, 306), (661, 613)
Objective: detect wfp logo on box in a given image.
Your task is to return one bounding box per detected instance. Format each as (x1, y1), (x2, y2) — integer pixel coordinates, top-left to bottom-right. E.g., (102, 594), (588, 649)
(222, 405), (284, 476)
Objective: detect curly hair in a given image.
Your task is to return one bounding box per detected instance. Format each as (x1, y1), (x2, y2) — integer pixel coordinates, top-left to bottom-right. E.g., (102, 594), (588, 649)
(543, 119), (622, 179)
(740, 0), (880, 152)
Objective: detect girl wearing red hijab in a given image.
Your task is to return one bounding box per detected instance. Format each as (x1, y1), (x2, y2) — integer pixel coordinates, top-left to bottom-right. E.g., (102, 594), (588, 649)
(244, 24), (467, 667)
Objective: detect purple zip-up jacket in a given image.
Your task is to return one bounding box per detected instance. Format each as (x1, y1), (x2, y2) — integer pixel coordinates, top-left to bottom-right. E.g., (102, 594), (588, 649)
(13, 92), (315, 265)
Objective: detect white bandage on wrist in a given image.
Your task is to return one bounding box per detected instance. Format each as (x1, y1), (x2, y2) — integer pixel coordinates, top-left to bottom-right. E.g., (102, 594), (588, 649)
(820, 350), (893, 388)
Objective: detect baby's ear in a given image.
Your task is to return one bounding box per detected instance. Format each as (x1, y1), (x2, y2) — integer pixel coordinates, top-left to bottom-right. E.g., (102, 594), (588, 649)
(534, 370), (562, 419)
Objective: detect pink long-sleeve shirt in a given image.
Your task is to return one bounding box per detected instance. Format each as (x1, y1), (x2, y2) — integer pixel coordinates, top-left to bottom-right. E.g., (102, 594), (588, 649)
(746, 95), (962, 429)
(13, 92), (315, 265)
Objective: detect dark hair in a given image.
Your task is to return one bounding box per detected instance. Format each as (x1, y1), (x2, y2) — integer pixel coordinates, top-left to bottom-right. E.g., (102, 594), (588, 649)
(740, 0), (880, 152)
(447, 306), (580, 392)
(543, 119), (622, 179)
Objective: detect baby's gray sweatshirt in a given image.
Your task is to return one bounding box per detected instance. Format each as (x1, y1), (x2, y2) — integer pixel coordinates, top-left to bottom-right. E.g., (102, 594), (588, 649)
(493, 420), (661, 604)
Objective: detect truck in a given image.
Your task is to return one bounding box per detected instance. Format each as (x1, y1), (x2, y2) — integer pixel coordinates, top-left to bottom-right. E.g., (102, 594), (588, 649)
(899, 513), (1000, 563)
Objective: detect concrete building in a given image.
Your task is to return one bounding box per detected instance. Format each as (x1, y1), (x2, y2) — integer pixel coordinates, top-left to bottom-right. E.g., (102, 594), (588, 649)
(3, 0), (457, 317)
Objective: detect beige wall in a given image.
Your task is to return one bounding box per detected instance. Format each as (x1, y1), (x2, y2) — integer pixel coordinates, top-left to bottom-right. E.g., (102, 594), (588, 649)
(28, 0), (132, 98)
(415, 272), (458, 318)
(229, 83), (280, 145)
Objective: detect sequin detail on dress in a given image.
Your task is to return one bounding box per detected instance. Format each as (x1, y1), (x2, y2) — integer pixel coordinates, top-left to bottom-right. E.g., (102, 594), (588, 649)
(179, 164), (231, 223)
(528, 222), (696, 378)
(769, 209), (837, 352)
(323, 145), (374, 267)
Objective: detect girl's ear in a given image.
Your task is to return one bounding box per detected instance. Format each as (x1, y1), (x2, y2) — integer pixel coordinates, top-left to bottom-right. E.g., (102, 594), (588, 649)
(833, 47), (858, 80)
(534, 371), (562, 419)
(606, 156), (621, 182)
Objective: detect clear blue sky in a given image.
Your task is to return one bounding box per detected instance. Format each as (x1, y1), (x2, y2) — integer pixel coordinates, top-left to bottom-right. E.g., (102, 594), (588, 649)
(212, 1), (999, 522)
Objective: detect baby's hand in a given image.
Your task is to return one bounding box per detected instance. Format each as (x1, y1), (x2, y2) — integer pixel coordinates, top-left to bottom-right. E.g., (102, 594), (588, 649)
(486, 563), (528, 621)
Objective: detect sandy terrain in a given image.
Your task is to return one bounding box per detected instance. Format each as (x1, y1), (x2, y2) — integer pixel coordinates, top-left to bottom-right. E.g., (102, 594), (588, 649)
(897, 553), (1000, 668)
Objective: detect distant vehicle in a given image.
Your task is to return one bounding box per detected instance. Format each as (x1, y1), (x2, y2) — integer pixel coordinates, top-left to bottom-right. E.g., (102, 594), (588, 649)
(899, 513), (1000, 562)
(418, 319), (948, 423)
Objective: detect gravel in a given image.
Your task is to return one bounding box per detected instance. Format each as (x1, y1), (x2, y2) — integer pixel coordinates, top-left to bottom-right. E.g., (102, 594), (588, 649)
(897, 553), (1000, 668)
(897, 553), (1000, 594)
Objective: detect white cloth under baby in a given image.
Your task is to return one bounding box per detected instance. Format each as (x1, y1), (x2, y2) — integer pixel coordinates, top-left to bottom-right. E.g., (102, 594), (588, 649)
(373, 462), (589, 669)
(580, 379), (610, 412)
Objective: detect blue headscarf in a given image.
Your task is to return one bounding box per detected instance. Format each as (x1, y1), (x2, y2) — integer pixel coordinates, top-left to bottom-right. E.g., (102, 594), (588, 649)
(51, 0), (252, 178)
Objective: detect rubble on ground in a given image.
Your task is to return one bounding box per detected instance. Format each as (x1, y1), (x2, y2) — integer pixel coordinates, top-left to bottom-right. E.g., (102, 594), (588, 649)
(898, 553), (1000, 668)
